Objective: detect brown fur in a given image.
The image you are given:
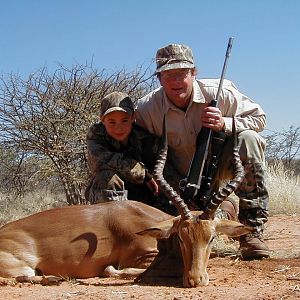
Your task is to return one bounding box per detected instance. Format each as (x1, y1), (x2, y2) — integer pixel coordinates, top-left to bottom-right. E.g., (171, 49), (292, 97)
(0, 201), (252, 287)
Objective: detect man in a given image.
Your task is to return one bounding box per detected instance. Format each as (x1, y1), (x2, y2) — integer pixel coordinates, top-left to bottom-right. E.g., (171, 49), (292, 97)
(135, 43), (270, 260)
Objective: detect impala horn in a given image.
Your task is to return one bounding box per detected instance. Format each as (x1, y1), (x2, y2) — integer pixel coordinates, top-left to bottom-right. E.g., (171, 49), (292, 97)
(201, 117), (245, 220)
(153, 116), (192, 220)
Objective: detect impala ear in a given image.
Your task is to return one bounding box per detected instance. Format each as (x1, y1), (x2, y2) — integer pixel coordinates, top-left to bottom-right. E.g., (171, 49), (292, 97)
(215, 219), (255, 238)
(136, 216), (181, 239)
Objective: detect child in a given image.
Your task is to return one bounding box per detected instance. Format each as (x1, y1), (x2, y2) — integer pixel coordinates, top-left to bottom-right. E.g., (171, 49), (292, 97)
(85, 91), (162, 206)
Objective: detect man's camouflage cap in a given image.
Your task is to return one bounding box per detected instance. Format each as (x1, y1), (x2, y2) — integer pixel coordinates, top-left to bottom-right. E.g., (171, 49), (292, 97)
(100, 92), (134, 118)
(156, 44), (195, 73)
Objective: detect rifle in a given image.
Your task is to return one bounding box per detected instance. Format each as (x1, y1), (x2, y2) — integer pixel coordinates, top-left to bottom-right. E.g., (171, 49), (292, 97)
(180, 37), (234, 209)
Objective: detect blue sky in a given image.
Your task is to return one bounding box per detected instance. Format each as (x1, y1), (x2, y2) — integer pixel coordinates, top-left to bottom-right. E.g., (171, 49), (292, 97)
(1, 0), (299, 133)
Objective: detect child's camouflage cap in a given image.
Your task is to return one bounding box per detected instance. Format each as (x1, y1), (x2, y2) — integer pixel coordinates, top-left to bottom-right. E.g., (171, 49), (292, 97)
(100, 92), (134, 118)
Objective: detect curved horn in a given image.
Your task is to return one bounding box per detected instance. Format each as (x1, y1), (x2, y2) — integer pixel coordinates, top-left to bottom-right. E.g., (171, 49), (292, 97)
(202, 118), (245, 219)
(153, 116), (192, 220)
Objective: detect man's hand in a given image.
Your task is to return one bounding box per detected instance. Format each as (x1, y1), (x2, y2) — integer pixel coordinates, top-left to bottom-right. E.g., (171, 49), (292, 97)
(202, 106), (225, 132)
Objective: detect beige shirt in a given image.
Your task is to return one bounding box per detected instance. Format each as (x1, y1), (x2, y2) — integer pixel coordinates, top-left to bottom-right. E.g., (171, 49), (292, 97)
(135, 79), (266, 176)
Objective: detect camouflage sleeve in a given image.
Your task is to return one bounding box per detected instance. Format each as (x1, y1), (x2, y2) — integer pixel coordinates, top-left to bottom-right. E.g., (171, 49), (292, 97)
(86, 126), (147, 185)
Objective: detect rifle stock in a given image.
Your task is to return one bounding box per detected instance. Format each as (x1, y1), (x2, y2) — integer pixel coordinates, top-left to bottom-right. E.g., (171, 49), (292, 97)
(181, 37), (234, 206)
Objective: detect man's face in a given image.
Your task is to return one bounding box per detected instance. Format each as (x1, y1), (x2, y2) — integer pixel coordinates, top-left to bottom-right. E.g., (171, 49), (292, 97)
(159, 68), (195, 109)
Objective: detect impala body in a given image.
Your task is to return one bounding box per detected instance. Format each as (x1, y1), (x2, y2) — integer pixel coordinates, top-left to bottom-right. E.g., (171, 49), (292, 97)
(0, 119), (250, 287)
(0, 201), (169, 279)
(0, 200), (251, 287)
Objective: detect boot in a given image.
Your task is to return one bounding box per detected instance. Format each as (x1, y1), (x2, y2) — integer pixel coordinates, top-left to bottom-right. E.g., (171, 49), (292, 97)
(219, 197), (239, 221)
(216, 197), (239, 221)
(239, 232), (270, 259)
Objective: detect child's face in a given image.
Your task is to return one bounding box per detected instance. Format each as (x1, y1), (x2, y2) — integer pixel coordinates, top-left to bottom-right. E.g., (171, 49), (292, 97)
(101, 111), (134, 144)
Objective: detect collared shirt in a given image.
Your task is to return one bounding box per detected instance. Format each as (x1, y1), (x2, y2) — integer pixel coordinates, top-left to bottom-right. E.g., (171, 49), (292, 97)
(135, 79), (266, 176)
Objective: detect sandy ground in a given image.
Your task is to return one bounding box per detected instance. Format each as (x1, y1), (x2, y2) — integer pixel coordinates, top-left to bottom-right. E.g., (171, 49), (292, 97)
(1, 214), (299, 300)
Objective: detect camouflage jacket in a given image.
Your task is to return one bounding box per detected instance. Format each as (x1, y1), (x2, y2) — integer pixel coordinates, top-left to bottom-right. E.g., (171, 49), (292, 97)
(86, 122), (161, 185)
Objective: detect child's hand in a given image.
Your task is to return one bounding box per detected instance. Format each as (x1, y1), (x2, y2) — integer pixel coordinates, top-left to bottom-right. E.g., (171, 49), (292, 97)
(146, 178), (159, 195)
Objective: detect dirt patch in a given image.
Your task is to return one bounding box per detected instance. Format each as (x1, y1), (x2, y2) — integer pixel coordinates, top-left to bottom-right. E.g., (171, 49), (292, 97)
(1, 214), (299, 300)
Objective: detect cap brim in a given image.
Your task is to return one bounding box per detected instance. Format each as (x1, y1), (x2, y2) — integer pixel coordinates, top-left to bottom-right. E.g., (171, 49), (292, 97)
(101, 107), (132, 118)
(156, 61), (194, 73)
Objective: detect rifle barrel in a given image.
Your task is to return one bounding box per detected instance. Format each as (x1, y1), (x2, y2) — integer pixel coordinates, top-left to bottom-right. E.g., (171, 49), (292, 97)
(215, 37), (234, 103)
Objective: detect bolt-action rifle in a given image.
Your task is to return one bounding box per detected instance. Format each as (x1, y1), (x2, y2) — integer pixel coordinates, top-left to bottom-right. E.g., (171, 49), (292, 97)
(180, 37), (234, 209)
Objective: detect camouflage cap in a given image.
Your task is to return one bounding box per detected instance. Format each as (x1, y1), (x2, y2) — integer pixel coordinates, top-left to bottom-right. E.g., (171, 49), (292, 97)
(100, 92), (134, 118)
(156, 44), (195, 73)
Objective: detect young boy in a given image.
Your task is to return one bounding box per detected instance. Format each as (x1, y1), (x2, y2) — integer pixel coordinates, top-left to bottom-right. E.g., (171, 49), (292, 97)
(85, 91), (164, 207)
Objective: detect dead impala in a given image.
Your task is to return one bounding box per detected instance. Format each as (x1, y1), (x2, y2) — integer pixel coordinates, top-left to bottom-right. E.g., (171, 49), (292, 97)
(0, 122), (252, 287)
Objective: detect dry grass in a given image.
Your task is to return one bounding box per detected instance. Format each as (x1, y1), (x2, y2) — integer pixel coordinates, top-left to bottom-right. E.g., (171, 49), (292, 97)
(267, 161), (300, 215)
(0, 189), (66, 226)
(0, 161), (299, 226)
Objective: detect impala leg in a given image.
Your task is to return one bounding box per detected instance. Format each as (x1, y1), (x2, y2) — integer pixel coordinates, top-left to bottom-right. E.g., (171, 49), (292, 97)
(15, 275), (63, 285)
(0, 251), (35, 278)
(0, 253), (63, 285)
(0, 276), (18, 286)
(102, 265), (146, 279)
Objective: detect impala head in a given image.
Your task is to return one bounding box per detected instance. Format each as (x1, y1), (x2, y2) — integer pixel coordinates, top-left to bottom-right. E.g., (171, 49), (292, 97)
(175, 211), (214, 286)
(149, 117), (251, 287)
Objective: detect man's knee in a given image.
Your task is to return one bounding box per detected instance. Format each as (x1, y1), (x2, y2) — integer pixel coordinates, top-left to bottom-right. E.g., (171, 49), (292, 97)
(237, 130), (266, 163)
(216, 130), (266, 181)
